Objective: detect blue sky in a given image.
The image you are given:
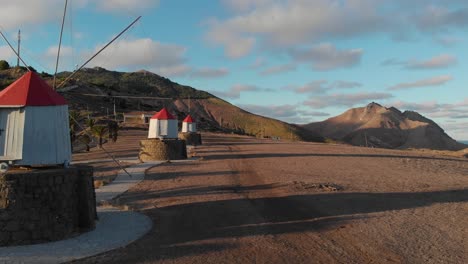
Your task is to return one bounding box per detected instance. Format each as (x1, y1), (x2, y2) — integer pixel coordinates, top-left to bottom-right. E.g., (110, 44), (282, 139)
(0, 0), (467, 139)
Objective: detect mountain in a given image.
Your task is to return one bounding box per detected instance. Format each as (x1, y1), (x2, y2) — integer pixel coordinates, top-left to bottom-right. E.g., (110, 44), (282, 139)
(303, 102), (466, 151)
(0, 67), (322, 142)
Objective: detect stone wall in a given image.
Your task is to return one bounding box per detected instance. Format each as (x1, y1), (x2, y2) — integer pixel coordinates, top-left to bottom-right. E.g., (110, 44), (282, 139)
(178, 132), (202, 146)
(139, 139), (187, 162)
(0, 166), (96, 246)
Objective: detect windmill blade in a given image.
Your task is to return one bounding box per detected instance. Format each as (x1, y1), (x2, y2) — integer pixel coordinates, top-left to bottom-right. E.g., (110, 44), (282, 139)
(0, 29), (31, 71)
(56, 16), (142, 89)
(68, 113), (133, 178)
(53, 0), (68, 90)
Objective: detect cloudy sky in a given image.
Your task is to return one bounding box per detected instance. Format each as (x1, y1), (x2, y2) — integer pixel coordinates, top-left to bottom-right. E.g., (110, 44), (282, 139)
(0, 0), (467, 139)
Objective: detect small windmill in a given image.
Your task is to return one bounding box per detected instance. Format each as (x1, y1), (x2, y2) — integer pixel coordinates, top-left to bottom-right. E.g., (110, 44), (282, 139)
(0, 1), (140, 172)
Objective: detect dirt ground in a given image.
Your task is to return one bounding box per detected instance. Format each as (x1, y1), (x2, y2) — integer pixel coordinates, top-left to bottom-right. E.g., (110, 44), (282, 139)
(73, 128), (144, 185)
(75, 132), (468, 264)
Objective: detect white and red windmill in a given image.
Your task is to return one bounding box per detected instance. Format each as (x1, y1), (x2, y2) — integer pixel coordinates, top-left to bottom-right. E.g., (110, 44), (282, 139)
(181, 114), (196, 133)
(0, 71), (71, 166)
(148, 108), (178, 139)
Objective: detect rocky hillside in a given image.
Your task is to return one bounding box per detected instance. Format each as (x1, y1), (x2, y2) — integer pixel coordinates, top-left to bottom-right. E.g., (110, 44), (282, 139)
(0, 67), (322, 142)
(303, 102), (466, 151)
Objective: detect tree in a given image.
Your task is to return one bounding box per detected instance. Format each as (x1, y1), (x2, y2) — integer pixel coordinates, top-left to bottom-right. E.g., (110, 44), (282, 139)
(85, 118), (95, 130)
(0, 60), (10, 70)
(107, 120), (119, 142)
(69, 110), (81, 144)
(90, 125), (108, 148)
(78, 134), (92, 152)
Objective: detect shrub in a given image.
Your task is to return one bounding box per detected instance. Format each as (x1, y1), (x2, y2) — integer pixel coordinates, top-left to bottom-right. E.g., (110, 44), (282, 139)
(0, 60), (10, 70)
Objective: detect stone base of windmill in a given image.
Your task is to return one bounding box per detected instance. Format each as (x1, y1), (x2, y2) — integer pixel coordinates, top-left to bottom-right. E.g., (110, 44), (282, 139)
(139, 139), (187, 162)
(178, 132), (202, 146)
(0, 165), (96, 246)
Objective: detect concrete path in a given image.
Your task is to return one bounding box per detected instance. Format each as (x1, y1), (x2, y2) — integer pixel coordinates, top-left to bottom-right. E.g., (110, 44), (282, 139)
(0, 160), (165, 264)
(0, 208), (152, 264)
(96, 161), (162, 205)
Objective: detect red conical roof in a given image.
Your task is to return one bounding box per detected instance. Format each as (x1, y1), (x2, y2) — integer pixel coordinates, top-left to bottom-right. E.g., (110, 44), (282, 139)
(151, 108), (175, 120)
(0, 71), (67, 107)
(183, 115), (194, 123)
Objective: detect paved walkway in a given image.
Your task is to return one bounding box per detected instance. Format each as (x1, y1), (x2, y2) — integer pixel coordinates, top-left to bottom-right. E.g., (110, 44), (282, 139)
(96, 161), (162, 205)
(0, 208), (152, 264)
(0, 160), (164, 264)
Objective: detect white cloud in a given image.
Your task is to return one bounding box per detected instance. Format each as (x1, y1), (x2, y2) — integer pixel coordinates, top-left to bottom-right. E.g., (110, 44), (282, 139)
(259, 63), (296, 76)
(155, 64), (191, 77)
(240, 103), (298, 119)
(290, 43), (363, 71)
(435, 36), (461, 47)
(383, 54), (457, 69)
(0, 0), (155, 31)
(210, 84), (271, 99)
(407, 54), (457, 69)
(0, 45), (15, 62)
(45, 45), (74, 58)
(38, 45), (75, 71)
(443, 122), (468, 140)
(73, 38), (229, 78)
(388, 75), (452, 90)
(304, 92), (394, 109)
(96, 0), (159, 13)
(209, 1), (468, 59)
(238, 103), (330, 124)
(207, 0), (385, 58)
(0, 0), (88, 30)
(206, 27), (255, 58)
(189, 68), (229, 78)
(391, 99), (468, 119)
(391, 100), (443, 113)
(249, 57), (266, 69)
(222, 0), (275, 13)
(85, 38), (187, 75)
(285, 80), (328, 94)
(285, 80), (362, 94)
(332, 80), (363, 89)
(415, 5), (468, 32)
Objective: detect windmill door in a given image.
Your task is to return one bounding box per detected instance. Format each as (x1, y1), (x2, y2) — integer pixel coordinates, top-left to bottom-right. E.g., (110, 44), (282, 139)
(0, 110), (9, 156)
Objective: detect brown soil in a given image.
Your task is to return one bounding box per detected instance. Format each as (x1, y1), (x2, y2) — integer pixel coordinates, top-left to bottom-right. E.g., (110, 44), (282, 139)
(75, 133), (468, 264)
(72, 128), (145, 187)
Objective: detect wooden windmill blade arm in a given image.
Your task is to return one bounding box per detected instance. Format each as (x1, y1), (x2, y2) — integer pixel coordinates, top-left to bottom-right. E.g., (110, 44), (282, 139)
(53, 0), (68, 90)
(0, 30), (31, 71)
(56, 15), (142, 89)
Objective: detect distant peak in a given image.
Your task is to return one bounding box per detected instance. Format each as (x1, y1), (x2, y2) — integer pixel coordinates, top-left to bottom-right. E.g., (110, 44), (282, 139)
(136, 69), (157, 75)
(388, 106), (402, 114)
(366, 102), (382, 108)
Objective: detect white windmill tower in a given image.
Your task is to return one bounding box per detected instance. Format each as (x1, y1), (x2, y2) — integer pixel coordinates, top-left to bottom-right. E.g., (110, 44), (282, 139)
(0, 72), (71, 166)
(181, 115), (196, 133)
(148, 108), (178, 139)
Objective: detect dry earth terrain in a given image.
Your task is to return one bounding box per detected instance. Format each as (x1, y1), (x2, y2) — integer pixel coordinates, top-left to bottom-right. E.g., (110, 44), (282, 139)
(75, 132), (468, 264)
(73, 128), (144, 186)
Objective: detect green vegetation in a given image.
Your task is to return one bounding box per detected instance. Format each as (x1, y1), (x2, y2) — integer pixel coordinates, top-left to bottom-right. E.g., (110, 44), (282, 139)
(85, 118), (95, 130)
(107, 121), (119, 142)
(0, 60), (10, 70)
(56, 67), (214, 99)
(68, 110), (82, 143)
(90, 125), (108, 148)
(0, 64), (322, 143)
(207, 98), (324, 142)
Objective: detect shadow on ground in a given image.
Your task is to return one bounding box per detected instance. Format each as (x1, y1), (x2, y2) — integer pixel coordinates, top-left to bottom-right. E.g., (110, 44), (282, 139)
(85, 187), (468, 263)
(204, 152), (467, 163)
